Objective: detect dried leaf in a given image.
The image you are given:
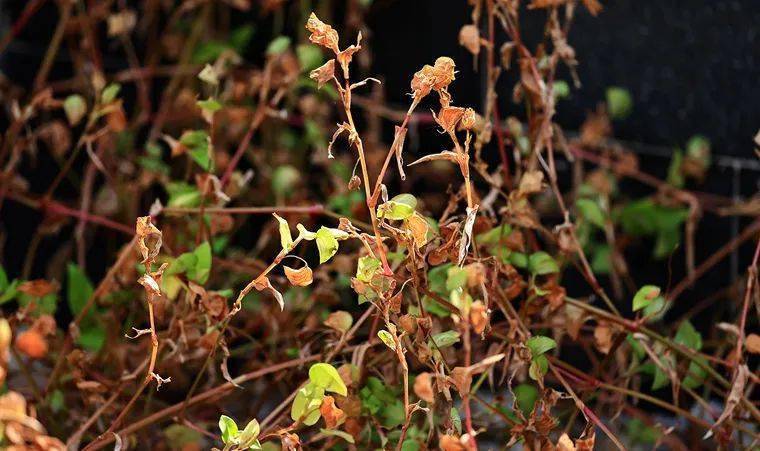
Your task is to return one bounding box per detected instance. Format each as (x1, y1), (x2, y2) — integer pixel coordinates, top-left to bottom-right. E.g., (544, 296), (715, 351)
(306, 13), (340, 53)
(518, 170), (544, 196)
(745, 333), (760, 354)
(253, 276), (284, 310)
(310, 59), (335, 89)
(458, 25), (480, 55)
(18, 279), (58, 298)
(414, 372), (435, 403)
(136, 216), (162, 263)
(435, 106), (466, 134)
(284, 265), (313, 287)
(15, 329), (48, 359)
(405, 212), (430, 249)
(593, 322), (613, 354)
(705, 364), (748, 438)
(320, 396), (346, 429)
(324, 311), (353, 333)
(469, 300), (488, 334)
(458, 205), (478, 266)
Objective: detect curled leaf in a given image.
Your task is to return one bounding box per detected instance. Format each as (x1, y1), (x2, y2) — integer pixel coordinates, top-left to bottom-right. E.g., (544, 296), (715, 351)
(306, 13), (340, 53)
(310, 59), (335, 89)
(378, 329), (396, 351)
(136, 216), (162, 263)
(284, 265), (313, 286)
(458, 24), (480, 55)
(273, 213), (294, 252)
(253, 276), (284, 310)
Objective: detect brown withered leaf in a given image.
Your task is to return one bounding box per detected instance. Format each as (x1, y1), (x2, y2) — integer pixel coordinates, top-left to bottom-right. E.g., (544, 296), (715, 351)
(309, 59), (335, 89)
(324, 311), (353, 334)
(745, 333), (760, 354)
(414, 372), (435, 403)
(337, 33), (362, 78)
(439, 435), (469, 451)
(18, 280), (58, 298)
(405, 212), (430, 249)
(435, 106), (466, 134)
(469, 300), (488, 334)
(305, 13), (339, 53)
(581, 0), (603, 16)
(284, 265), (313, 287)
(518, 170), (544, 196)
(458, 24), (480, 55)
(15, 329), (48, 359)
(320, 395), (346, 429)
(136, 216), (162, 263)
(557, 433), (575, 451)
(253, 276), (284, 310)
(593, 321), (613, 354)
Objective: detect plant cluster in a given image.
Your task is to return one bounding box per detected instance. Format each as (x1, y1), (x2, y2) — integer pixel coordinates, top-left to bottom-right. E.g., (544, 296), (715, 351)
(0, 0), (757, 450)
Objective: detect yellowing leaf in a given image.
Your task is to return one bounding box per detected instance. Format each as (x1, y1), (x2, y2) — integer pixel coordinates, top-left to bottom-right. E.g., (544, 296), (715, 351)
(273, 213), (294, 252)
(309, 363), (347, 396)
(378, 330), (396, 351)
(315, 227), (339, 264)
(324, 311), (353, 333)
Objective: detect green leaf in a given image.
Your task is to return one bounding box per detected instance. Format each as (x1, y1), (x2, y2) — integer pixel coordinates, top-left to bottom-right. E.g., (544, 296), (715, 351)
(197, 97), (222, 113)
(606, 86), (632, 120)
(674, 320), (702, 351)
(319, 428), (355, 444)
(513, 383), (538, 416)
(667, 149), (684, 188)
(576, 198), (606, 228)
(356, 256), (381, 283)
(296, 224), (317, 241)
(445, 266), (468, 292)
(67, 263), (93, 316)
(219, 415), (239, 445)
(431, 330), (460, 348)
(683, 356), (708, 389)
(272, 165), (300, 198)
(0, 266), (7, 292)
(63, 95), (87, 126)
(101, 83), (121, 104)
(273, 214), (294, 252)
(166, 182), (201, 207)
(651, 353), (675, 390)
(297, 44), (325, 71)
(526, 336), (556, 358)
(77, 324), (106, 352)
(591, 245), (612, 274)
(528, 252), (559, 275)
(509, 252), (528, 269)
(377, 194), (417, 220)
(291, 384), (323, 425)
(315, 227), (339, 264)
(238, 419), (261, 448)
(48, 390), (65, 413)
(309, 363), (347, 396)
(267, 36), (291, 55)
(476, 223), (512, 246)
(450, 407), (462, 435)
(686, 135), (711, 168)
(188, 242), (212, 284)
(632, 285), (662, 312)
(553, 80), (570, 99)
(378, 330), (396, 350)
(528, 354), (549, 380)
(180, 130), (213, 171)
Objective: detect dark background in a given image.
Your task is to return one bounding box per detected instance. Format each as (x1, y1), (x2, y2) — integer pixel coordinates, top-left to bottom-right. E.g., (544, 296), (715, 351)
(2, 0), (760, 156)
